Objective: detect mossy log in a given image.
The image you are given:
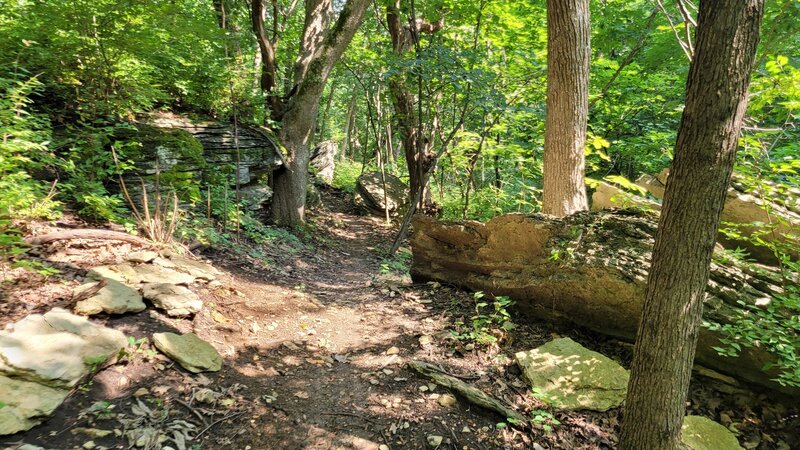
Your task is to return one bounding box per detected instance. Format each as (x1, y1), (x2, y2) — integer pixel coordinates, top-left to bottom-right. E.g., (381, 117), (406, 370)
(410, 210), (797, 396)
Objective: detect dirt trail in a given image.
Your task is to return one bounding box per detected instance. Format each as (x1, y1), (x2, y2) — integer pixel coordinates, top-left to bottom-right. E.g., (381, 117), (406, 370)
(4, 188), (798, 450)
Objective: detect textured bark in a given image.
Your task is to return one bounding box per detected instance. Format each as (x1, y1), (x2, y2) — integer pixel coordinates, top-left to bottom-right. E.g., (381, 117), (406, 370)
(410, 211), (795, 396)
(542, 0), (590, 217)
(269, 0), (371, 227)
(619, 2), (765, 449)
(252, 0), (283, 121)
(386, 1), (443, 210)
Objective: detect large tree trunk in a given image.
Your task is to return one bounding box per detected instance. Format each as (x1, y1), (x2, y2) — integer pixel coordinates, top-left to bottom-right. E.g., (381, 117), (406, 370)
(265, 0), (371, 227)
(410, 211), (795, 397)
(619, 2), (765, 449)
(542, 0), (590, 217)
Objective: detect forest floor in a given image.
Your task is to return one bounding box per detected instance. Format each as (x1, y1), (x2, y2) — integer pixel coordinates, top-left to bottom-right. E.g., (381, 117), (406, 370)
(1, 186), (798, 450)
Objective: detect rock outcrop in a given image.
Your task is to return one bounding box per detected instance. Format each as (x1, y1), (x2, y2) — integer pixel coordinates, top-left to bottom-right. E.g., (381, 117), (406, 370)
(354, 171), (408, 217)
(636, 169), (799, 263)
(410, 211), (796, 395)
(515, 338), (629, 411)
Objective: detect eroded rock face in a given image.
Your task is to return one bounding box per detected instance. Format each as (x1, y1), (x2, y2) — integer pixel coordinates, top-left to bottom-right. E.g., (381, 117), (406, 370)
(515, 338), (629, 411)
(0, 308), (127, 388)
(152, 333), (222, 373)
(73, 280), (146, 316)
(310, 141), (337, 184)
(410, 212), (796, 396)
(0, 376), (69, 435)
(636, 169), (799, 263)
(681, 416), (744, 450)
(354, 171), (408, 217)
(142, 283), (202, 317)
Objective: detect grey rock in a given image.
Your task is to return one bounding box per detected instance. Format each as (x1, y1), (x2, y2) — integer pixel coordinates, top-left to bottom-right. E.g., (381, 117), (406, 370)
(0, 376), (69, 435)
(310, 141), (337, 184)
(152, 333), (222, 373)
(0, 308), (127, 388)
(73, 280), (146, 315)
(162, 255), (219, 282)
(515, 337), (629, 411)
(142, 283), (202, 316)
(354, 171), (408, 217)
(88, 264), (195, 286)
(126, 251), (159, 264)
(238, 184), (273, 211)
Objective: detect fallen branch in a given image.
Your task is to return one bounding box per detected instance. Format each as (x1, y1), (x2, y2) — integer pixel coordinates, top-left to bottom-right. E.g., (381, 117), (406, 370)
(26, 229), (151, 247)
(407, 360), (527, 427)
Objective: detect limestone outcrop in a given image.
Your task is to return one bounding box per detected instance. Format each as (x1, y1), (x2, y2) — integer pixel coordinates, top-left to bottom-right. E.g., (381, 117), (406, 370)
(410, 211), (796, 395)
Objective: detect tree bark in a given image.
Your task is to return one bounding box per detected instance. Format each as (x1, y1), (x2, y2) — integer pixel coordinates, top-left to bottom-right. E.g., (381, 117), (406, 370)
(269, 0), (371, 227)
(619, 2), (765, 449)
(542, 0), (590, 217)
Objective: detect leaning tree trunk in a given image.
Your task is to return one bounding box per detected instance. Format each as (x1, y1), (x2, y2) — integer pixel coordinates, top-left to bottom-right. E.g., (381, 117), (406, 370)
(410, 211), (795, 397)
(619, 2), (765, 449)
(542, 0), (590, 217)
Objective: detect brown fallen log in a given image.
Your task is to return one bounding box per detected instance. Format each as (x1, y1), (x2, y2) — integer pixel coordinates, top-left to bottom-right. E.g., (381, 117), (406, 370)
(410, 210), (798, 396)
(26, 229), (151, 247)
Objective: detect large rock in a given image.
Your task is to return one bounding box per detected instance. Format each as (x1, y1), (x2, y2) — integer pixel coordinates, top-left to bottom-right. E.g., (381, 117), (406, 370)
(354, 171), (408, 217)
(591, 181), (660, 212)
(681, 416), (744, 450)
(0, 308), (127, 388)
(73, 279), (146, 316)
(158, 254), (219, 282)
(88, 264), (195, 286)
(310, 141), (337, 184)
(0, 376), (69, 435)
(238, 184), (273, 211)
(636, 169), (799, 263)
(515, 338), (629, 411)
(410, 212), (797, 396)
(142, 283), (203, 317)
(152, 333), (222, 373)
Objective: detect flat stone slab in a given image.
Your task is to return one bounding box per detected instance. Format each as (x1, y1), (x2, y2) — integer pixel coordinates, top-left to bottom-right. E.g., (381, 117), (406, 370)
(515, 337), (629, 411)
(160, 255), (219, 282)
(682, 415), (744, 450)
(125, 250), (158, 264)
(88, 264), (195, 286)
(0, 308), (127, 387)
(142, 283), (202, 316)
(152, 333), (222, 373)
(0, 375), (69, 435)
(73, 280), (146, 316)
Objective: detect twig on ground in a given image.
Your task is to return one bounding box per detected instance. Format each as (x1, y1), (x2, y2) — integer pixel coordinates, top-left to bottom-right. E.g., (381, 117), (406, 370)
(194, 411), (245, 439)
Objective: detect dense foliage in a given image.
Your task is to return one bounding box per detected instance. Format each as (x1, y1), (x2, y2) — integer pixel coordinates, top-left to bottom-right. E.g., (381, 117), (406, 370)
(0, 0), (798, 383)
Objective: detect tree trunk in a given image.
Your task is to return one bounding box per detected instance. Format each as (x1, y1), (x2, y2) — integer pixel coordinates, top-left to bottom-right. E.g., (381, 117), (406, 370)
(542, 0), (590, 217)
(619, 2), (765, 449)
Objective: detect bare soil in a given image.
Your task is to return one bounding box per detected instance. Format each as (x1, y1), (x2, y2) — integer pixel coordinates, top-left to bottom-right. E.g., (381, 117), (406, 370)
(1, 187), (798, 450)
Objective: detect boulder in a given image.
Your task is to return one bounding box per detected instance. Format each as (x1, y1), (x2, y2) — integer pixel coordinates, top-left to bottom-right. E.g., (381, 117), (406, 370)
(73, 279), (146, 316)
(0, 376), (69, 435)
(0, 308), (127, 388)
(591, 181), (660, 212)
(515, 338), (629, 411)
(636, 169), (799, 263)
(142, 283), (203, 317)
(410, 212), (797, 395)
(310, 141), (338, 184)
(152, 333), (222, 373)
(681, 416), (744, 450)
(354, 171), (408, 217)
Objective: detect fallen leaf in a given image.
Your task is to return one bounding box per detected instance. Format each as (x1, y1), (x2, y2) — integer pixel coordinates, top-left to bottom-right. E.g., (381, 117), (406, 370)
(294, 391), (310, 399)
(212, 311), (231, 324)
